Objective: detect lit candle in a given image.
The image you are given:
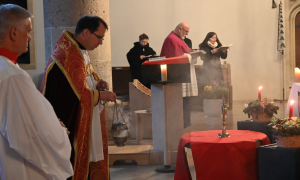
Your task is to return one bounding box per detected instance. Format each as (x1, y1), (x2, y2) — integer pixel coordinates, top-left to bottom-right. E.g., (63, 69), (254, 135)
(258, 86), (262, 101)
(160, 64), (167, 81)
(295, 68), (300, 82)
(289, 100), (294, 119)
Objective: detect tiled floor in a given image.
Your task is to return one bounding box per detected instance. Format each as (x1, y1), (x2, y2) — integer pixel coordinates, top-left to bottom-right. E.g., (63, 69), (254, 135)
(110, 100), (287, 180)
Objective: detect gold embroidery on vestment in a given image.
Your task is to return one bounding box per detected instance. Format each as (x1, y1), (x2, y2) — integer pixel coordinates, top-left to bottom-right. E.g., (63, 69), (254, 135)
(41, 61), (55, 96)
(85, 62), (94, 77)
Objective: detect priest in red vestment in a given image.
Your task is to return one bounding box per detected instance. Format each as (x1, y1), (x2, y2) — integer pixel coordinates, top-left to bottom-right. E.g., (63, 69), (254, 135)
(40, 15), (116, 180)
(160, 22), (191, 58)
(160, 22), (199, 128)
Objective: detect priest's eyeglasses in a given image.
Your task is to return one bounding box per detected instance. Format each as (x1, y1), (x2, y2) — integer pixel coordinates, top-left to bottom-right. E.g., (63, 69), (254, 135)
(182, 28), (189, 33)
(90, 30), (104, 41)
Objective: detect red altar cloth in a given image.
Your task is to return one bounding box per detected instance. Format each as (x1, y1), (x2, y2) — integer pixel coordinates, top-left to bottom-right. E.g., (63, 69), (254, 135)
(174, 130), (270, 180)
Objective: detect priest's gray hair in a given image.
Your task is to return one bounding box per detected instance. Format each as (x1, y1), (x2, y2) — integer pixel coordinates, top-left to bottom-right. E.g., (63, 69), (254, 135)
(0, 4), (33, 41)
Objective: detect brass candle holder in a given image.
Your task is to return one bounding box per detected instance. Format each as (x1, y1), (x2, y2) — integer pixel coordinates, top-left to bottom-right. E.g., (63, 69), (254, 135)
(218, 98), (230, 137)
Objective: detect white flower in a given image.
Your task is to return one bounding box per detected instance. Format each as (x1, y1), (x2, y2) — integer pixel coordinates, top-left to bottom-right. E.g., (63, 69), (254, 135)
(284, 120), (297, 128)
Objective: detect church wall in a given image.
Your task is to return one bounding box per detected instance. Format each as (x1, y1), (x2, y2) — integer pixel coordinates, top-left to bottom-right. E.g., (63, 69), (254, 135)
(25, 0), (46, 88)
(110, 0), (283, 101)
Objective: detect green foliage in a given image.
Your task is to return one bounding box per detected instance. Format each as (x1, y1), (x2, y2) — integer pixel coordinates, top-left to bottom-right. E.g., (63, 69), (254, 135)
(203, 86), (229, 99)
(243, 99), (279, 118)
(268, 117), (300, 137)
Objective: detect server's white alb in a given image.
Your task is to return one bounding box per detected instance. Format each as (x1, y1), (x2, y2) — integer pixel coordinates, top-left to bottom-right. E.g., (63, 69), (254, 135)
(0, 56), (73, 180)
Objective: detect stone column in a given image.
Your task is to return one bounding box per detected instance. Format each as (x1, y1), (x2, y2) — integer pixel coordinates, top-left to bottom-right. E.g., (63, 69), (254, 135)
(43, 0), (112, 88)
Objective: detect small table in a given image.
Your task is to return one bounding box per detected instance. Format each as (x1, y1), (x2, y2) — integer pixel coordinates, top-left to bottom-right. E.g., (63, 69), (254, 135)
(134, 110), (151, 144)
(174, 130), (270, 180)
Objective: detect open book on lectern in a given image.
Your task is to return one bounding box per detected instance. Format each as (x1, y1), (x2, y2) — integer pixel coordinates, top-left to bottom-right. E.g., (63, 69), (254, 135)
(148, 56), (166, 62)
(218, 44), (233, 51)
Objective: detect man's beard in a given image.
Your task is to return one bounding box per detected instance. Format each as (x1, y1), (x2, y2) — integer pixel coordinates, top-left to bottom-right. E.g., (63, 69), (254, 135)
(180, 32), (186, 39)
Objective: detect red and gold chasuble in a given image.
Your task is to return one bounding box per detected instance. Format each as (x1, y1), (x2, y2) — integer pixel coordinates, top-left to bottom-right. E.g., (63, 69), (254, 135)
(40, 30), (109, 180)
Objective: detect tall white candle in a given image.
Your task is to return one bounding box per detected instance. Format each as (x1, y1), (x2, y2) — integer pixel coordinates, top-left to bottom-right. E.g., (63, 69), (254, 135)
(295, 68), (300, 82)
(161, 64), (167, 81)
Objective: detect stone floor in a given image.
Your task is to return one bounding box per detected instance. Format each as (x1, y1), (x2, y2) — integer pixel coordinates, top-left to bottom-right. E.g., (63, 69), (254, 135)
(109, 100), (287, 180)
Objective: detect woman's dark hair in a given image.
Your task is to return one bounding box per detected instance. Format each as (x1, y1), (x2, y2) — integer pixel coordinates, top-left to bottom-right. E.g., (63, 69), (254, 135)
(199, 32), (222, 49)
(75, 15), (108, 35)
(139, 33), (149, 41)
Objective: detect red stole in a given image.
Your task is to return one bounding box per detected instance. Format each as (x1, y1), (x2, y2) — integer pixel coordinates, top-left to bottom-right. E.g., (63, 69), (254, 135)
(160, 31), (191, 58)
(40, 30), (109, 180)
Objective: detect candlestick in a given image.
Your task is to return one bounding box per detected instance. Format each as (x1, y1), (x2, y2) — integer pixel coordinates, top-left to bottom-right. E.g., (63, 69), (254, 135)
(161, 64), (167, 81)
(258, 86), (262, 101)
(295, 68), (300, 82)
(218, 98), (230, 137)
(289, 100), (294, 119)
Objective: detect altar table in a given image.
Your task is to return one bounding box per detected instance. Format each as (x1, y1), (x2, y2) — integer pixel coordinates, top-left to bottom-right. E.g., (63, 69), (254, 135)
(174, 130), (270, 180)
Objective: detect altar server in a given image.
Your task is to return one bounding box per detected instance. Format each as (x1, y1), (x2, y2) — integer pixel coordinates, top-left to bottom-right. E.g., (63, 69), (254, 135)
(0, 4), (73, 180)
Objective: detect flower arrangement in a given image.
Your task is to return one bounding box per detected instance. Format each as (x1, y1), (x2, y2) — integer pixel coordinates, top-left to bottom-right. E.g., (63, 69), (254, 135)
(243, 99), (279, 118)
(203, 85), (229, 99)
(268, 117), (300, 137)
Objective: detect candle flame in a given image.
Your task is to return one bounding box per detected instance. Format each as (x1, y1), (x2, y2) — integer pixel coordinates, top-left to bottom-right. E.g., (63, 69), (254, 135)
(160, 64), (166, 69)
(295, 68), (300, 82)
(291, 100), (295, 105)
(259, 86), (262, 90)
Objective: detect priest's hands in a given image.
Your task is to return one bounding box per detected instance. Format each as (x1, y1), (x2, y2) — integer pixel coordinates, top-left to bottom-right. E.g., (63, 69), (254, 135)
(58, 119), (70, 135)
(140, 55), (146, 59)
(96, 79), (116, 103)
(96, 79), (109, 91)
(100, 91), (117, 102)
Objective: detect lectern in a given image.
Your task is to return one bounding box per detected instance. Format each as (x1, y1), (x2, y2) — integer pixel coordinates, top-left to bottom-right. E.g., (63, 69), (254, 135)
(141, 56), (190, 172)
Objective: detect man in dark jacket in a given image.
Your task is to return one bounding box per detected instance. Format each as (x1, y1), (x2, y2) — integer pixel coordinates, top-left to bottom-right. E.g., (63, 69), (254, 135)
(127, 33), (156, 84)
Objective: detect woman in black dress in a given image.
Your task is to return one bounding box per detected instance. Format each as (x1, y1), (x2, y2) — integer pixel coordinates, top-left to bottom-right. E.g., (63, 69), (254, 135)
(199, 32), (228, 86)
